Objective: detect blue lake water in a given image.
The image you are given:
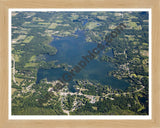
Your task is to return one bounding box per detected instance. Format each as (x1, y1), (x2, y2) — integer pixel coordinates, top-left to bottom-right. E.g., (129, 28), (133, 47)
(37, 31), (130, 90)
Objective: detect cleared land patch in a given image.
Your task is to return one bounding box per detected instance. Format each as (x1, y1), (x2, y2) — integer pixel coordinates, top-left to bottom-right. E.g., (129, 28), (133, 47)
(85, 22), (100, 30)
(24, 63), (38, 68)
(23, 36), (34, 43)
(49, 23), (58, 29)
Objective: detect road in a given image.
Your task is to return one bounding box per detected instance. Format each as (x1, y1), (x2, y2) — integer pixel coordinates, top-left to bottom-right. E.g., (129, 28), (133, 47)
(58, 84), (145, 114)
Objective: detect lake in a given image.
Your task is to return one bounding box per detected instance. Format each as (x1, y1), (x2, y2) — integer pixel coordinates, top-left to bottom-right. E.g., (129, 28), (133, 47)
(37, 30), (130, 91)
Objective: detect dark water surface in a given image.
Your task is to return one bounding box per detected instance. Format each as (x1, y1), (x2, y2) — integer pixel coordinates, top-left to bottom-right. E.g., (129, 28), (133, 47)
(37, 31), (130, 90)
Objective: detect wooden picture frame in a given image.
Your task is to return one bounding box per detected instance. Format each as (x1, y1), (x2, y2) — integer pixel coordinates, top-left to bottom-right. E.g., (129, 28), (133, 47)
(0, 0), (160, 127)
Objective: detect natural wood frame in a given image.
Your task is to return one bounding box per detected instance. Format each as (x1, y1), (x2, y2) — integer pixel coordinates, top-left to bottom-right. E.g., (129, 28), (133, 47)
(0, 0), (160, 127)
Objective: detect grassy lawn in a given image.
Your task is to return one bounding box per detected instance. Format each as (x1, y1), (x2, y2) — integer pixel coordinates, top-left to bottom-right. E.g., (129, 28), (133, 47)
(38, 22), (50, 25)
(32, 17), (44, 22)
(18, 35), (26, 40)
(12, 88), (17, 95)
(56, 20), (63, 23)
(91, 12), (97, 15)
(48, 23), (58, 29)
(14, 54), (21, 62)
(29, 55), (36, 62)
(97, 16), (107, 20)
(23, 36), (34, 43)
(15, 77), (24, 84)
(85, 22), (100, 30)
(71, 14), (79, 20)
(128, 22), (142, 30)
(24, 63), (38, 68)
(61, 31), (71, 35)
(128, 22), (137, 28)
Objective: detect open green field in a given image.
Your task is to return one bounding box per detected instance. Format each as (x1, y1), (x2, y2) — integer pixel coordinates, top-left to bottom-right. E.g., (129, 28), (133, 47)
(97, 16), (108, 20)
(24, 63), (38, 68)
(48, 23), (58, 29)
(23, 36), (34, 43)
(85, 22), (100, 30)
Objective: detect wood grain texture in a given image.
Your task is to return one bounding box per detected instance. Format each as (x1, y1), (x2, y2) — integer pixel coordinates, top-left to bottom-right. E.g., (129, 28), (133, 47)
(0, 0), (160, 128)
